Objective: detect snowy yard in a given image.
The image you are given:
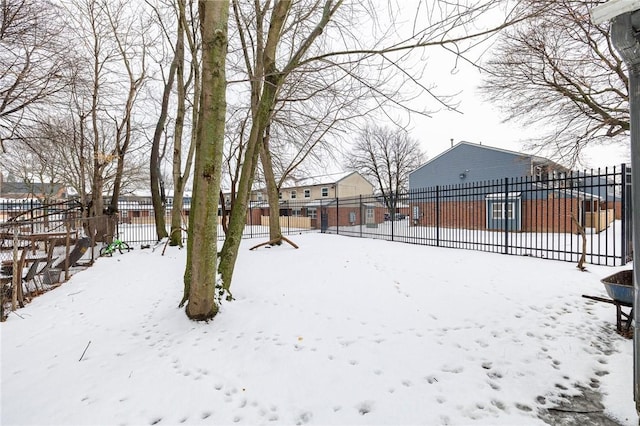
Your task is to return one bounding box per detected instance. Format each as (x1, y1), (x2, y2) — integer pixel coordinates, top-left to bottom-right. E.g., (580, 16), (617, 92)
(1, 233), (637, 425)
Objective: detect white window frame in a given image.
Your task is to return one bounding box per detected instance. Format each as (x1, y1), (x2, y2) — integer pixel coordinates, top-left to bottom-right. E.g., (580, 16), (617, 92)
(307, 208), (317, 219)
(365, 207), (374, 224)
(491, 202), (515, 220)
(321, 187), (329, 197)
(304, 189), (311, 198)
(290, 190), (297, 199)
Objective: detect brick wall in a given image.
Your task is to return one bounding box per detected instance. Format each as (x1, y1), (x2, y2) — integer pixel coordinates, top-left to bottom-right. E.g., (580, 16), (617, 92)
(410, 197), (582, 233)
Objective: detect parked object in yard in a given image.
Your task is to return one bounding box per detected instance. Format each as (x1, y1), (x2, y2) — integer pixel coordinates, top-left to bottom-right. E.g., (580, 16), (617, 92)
(42, 268), (62, 285)
(582, 270), (634, 337)
(100, 237), (132, 257)
(601, 270), (633, 304)
(53, 237), (90, 269)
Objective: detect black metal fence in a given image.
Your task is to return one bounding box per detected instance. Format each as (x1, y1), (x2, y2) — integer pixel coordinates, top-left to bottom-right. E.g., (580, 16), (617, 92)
(112, 199), (320, 244)
(0, 165), (632, 266)
(325, 165), (632, 266)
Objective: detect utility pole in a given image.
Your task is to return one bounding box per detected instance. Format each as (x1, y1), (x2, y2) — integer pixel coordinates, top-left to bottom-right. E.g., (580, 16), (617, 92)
(592, 0), (640, 416)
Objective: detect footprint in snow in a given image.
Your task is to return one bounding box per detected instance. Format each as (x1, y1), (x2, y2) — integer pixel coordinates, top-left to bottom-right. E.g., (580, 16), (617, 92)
(356, 401), (373, 415)
(424, 375), (438, 384)
(441, 365), (464, 374)
(295, 411), (312, 425)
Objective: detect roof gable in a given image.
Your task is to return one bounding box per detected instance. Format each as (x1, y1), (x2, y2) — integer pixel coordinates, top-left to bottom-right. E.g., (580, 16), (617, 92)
(410, 142), (532, 176)
(1, 182), (64, 196)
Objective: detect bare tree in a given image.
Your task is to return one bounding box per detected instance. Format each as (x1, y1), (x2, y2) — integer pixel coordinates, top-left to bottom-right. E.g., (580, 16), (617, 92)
(480, 0), (629, 166)
(147, 0), (179, 242)
(227, 0), (390, 249)
(104, 0), (151, 215)
(143, 0), (200, 246)
(1, 140), (61, 202)
(219, 0), (344, 295)
(169, 0), (199, 247)
(0, 0), (72, 147)
(62, 0), (151, 242)
(346, 124), (424, 217)
(215, 0), (526, 296)
(179, 0), (229, 320)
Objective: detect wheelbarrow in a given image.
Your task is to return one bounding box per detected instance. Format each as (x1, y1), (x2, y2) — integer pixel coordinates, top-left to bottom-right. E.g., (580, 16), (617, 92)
(582, 270), (634, 338)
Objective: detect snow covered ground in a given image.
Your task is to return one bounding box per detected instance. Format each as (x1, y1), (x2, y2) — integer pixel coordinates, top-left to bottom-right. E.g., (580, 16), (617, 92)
(1, 233), (637, 425)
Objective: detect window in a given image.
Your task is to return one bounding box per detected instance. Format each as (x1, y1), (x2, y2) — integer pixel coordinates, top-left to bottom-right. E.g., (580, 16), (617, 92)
(278, 192), (283, 200)
(304, 189), (310, 198)
(365, 207), (374, 224)
(292, 208), (301, 217)
(257, 192), (263, 201)
(491, 204), (503, 220)
(506, 203), (514, 219)
(321, 187), (329, 197)
(290, 190), (297, 199)
(307, 208), (317, 219)
(492, 202), (515, 220)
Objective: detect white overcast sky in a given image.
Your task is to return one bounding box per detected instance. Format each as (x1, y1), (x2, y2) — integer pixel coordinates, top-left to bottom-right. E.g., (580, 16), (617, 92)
(409, 58), (631, 170)
(374, 0), (631, 170)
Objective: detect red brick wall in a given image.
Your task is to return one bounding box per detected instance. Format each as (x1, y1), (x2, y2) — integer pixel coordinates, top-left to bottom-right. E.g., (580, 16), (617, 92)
(410, 197), (582, 233)
(410, 201), (486, 229)
(602, 201), (623, 220)
(520, 198), (580, 233)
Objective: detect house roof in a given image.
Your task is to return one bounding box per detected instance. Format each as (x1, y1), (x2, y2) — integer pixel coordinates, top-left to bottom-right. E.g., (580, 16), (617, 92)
(410, 141), (566, 176)
(282, 171), (363, 188)
(0, 182), (65, 197)
(304, 199), (334, 207)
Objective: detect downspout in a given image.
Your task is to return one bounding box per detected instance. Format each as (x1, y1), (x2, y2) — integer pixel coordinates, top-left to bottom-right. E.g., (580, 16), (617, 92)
(610, 10), (640, 414)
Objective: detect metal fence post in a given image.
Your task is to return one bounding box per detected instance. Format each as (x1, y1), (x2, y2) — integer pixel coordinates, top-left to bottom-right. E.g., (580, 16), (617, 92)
(336, 197), (339, 235)
(248, 202), (253, 238)
(504, 177), (509, 255)
(436, 186), (440, 247)
(359, 195), (363, 238)
(391, 192), (395, 242)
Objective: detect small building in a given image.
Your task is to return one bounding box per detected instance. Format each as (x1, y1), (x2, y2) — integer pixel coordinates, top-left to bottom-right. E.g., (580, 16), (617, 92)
(275, 171), (375, 202)
(0, 179), (69, 222)
(409, 141), (569, 188)
(408, 142), (617, 233)
(0, 180), (68, 201)
(242, 172), (376, 229)
(117, 190), (192, 224)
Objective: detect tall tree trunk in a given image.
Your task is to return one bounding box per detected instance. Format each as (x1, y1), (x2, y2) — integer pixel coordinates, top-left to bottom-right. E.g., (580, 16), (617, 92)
(219, 0), (340, 293)
(89, 171), (107, 242)
(170, 2), (194, 247)
(260, 129), (283, 242)
(218, 0), (291, 294)
(150, 38), (180, 242)
(219, 75), (283, 293)
(182, 0), (229, 321)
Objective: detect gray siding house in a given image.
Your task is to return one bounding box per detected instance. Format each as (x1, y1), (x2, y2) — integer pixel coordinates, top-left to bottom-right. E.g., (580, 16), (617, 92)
(405, 142), (613, 232)
(408, 141), (568, 189)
